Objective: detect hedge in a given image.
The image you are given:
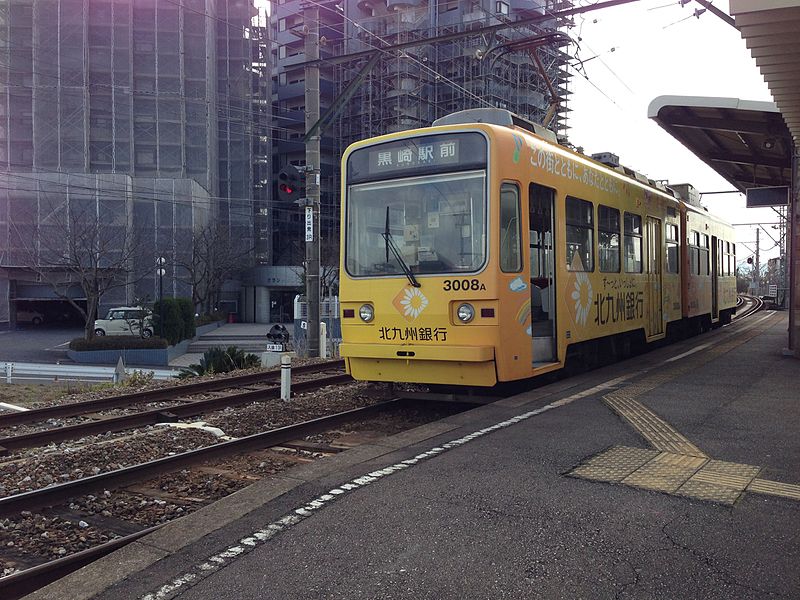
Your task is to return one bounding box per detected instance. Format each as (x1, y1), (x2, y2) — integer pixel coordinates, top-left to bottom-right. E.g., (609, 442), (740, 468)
(177, 297), (196, 339)
(70, 336), (169, 351)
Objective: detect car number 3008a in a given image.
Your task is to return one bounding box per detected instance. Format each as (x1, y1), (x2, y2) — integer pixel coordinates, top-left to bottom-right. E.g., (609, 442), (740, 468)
(443, 279), (486, 292)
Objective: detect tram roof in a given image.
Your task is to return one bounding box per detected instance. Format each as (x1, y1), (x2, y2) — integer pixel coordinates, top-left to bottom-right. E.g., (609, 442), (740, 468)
(648, 95), (792, 194)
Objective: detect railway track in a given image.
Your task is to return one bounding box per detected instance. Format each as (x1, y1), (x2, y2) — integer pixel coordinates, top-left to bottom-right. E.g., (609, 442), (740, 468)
(0, 359), (344, 428)
(0, 372), (351, 453)
(0, 398), (404, 518)
(733, 294), (765, 321)
(0, 369), (465, 599)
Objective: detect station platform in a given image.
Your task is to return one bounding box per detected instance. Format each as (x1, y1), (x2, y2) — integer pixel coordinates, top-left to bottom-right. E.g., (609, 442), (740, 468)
(30, 311), (799, 599)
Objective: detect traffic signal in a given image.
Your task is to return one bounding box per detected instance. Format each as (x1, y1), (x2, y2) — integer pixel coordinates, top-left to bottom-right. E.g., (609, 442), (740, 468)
(277, 164), (305, 203)
(747, 257), (753, 264)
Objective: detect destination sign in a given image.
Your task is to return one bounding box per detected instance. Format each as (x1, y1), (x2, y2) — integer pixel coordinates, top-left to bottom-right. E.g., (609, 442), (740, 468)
(347, 132), (486, 183)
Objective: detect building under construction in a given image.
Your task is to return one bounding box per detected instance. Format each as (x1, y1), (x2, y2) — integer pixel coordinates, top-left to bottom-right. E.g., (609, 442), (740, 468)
(271, 0), (574, 274)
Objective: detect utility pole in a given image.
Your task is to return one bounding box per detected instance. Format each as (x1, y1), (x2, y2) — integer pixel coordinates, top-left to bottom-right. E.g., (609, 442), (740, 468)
(303, 3), (321, 358)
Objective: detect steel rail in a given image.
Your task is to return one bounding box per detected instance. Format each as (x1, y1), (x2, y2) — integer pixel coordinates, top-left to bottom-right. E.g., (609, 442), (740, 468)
(0, 524), (165, 600)
(733, 294), (764, 321)
(0, 360), (344, 428)
(0, 373), (353, 453)
(0, 398), (405, 517)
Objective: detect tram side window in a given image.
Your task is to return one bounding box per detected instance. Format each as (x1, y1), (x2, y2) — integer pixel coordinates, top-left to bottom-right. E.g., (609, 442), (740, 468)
(666, 223), (679, 274)
(700, 234), (710, 276)
(566, 196), (593, 272)
(499, 183), (522, 272)
(689, 231), (700, 274)
(598, 205), (620, 273)
(731, 243), (736, 276)
(529, 183), (554, 281)
(623, 212), (642, 273)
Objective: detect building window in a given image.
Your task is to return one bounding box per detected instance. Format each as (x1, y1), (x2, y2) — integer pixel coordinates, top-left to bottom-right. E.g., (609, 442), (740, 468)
(566, 196), (593, 272)
(438, 0), (459, 13)
(598, 204), (620, 273)
(623, 212), (642, 273)
(496, 1), (510, 15)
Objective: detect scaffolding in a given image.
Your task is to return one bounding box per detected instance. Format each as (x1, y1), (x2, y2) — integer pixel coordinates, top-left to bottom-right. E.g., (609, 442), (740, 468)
(335, 0), (574, 151)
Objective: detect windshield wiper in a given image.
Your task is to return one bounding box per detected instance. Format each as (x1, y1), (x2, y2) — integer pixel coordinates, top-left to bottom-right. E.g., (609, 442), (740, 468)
(382, 206), (421, 288)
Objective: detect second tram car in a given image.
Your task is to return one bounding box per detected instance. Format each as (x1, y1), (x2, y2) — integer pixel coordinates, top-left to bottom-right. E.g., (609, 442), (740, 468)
(339, 109), (736, 387)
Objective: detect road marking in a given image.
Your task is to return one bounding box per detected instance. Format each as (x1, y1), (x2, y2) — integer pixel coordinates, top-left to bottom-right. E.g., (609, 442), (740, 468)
(663, 342), (711, 363)
(45, 341), (72, 351)
(140, 376), (633, 600)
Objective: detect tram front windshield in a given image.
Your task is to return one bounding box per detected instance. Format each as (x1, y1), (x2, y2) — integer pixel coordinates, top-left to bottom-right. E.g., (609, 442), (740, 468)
(346, 171), (486, 277)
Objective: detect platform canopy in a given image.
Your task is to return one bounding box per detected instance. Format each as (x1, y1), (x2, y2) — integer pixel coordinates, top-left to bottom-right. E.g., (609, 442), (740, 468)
(647, 96), (792, 193)
(730, 0), (800, 145)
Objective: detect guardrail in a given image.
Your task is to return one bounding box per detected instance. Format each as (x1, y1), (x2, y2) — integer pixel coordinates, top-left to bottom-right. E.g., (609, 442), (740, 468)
(1, 362), (178, 384)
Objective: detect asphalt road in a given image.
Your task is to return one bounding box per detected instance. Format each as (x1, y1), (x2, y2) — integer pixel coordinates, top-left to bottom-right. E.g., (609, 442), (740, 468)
(0, 326), (84, 363)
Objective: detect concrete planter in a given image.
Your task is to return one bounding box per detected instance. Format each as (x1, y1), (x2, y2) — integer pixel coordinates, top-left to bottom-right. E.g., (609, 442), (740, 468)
(66, 321), (224, 366)
(67, 339), (190, 367)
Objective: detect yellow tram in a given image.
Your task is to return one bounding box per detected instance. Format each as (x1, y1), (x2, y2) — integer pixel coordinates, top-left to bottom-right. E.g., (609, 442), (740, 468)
(338, 109), (736, 387)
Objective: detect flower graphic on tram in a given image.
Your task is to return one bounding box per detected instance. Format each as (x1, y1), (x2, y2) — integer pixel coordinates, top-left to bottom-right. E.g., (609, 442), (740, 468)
(394, 287), (429, 321)
(571, 271), (593, 326)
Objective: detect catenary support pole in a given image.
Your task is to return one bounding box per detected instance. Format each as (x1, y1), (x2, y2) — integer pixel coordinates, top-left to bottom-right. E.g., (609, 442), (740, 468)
(304, 3), (321, 358)
(790, 142), (799, 355)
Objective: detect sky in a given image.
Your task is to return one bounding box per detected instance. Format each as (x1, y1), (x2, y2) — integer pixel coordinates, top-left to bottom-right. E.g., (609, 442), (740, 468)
(566, 0), (784, 266)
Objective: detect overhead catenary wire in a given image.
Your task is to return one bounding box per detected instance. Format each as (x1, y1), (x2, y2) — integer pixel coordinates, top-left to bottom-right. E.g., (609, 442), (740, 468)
(0, 173), (340, 223)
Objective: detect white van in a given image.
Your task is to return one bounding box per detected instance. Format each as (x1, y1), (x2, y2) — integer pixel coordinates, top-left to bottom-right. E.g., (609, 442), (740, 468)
(94, 307), (154, 338)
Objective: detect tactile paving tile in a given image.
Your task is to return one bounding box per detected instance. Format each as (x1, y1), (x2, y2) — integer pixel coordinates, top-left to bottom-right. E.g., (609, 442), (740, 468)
(676, 460), (761, 505)
(748, 479), (800, 501)
(702, 459), (762, 479)
(603, 393), (707, 458)
(622, 452), (708, 493)
(569, 445), (659, 483)
(676, 479), (744, 505)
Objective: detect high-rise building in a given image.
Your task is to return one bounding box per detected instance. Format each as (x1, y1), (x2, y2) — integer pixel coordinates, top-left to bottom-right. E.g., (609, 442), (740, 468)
(0, 0), (271, 325)
(270, 0), (573, 296)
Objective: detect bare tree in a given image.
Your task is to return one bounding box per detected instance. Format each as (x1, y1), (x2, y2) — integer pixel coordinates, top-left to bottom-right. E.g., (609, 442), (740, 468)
(18, 199), (145, 340)
(293, 236), (340, 298)
(174, 222), (251, 315)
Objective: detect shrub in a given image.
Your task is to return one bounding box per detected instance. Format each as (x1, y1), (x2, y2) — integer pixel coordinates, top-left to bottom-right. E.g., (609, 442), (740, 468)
(152, 299), (183, 345)
(176, 298), (196, 340)
(121, 370), (156, 387)
(153, 297), (198, 344)
(178, 346), (259, 378)
(70, 336), (168, 351)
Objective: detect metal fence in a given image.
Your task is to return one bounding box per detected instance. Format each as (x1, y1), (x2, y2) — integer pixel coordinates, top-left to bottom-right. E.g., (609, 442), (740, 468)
(1, 361), (177, 384)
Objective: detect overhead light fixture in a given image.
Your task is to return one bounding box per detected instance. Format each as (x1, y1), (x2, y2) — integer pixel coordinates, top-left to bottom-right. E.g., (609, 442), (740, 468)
(763, 138), (776, 150)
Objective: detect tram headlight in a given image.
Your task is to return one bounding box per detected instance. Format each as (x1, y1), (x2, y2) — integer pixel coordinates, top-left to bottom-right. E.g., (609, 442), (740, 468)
(456, 303), (475, 323)
(359, 304), (375, 322)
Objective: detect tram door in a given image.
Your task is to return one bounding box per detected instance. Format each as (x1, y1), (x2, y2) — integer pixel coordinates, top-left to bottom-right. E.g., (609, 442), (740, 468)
(530, 183), (557, 363)
(646, 216), (664, 337)
(711, 236), (719, 320)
